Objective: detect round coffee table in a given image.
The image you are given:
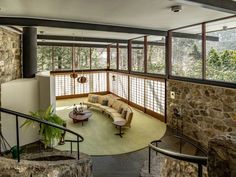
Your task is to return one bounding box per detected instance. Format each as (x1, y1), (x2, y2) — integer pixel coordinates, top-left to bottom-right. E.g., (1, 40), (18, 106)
(69, 110), (92, 126)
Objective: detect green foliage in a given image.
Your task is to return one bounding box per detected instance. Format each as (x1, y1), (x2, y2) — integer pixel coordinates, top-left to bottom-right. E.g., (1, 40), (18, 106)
(21, 105), (65, 148)
(189, 44), (201, 60)
(207, 48), (236, 82)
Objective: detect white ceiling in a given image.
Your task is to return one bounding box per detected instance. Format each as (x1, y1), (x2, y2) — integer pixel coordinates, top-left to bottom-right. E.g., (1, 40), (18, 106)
(0, 0), (234, 43)
(0, 0), (232, 31)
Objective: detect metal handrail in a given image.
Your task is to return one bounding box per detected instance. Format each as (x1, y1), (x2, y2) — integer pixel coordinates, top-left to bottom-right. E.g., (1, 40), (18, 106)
(148, 139), (207, 177)
(0, 107), (84, 162)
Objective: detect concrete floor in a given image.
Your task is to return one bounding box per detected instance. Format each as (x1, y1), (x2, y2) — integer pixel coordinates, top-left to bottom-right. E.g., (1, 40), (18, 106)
(92, 128), (206, 177)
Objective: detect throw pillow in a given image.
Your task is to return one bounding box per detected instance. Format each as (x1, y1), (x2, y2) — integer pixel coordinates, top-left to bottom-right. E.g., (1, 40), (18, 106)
(121, 110), (127, 119)
(91, 96), (98, 103)
(118, 107), (123, 114)
(101, 99), (109, 106)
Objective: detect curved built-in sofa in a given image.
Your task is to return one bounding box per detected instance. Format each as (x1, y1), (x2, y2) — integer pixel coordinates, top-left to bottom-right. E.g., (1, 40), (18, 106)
(84, 94), (133, 128)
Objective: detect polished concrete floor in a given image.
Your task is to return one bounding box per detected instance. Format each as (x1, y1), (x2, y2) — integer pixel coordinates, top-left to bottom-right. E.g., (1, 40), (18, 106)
(92, 128), (206, 177)
(17, 128), (205, 177)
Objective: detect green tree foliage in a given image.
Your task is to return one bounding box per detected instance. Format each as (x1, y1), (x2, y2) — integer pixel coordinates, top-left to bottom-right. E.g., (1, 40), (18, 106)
(207, 48), (236, 82)
(147, 45), (165, 74)
(54, 47), (72, 70)
(37, 46), (52, 71)
(189, 44), (201, 60)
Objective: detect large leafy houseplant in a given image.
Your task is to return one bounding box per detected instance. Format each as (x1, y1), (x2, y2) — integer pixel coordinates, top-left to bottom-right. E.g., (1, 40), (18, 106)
(22, 105), (65, 148)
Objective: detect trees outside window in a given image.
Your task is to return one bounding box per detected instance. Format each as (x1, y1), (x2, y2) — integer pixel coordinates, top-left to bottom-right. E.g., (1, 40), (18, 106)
(172, 26), (202, 78)
(147, 36), (166, 74)
(119, 44), (128, 70)
(74, 47), (90, 70)
(131, 38), (144, 72)
(91, 48), (107, 69)
(206, 18), (236, 83)
(110, 45), (117, 69)
(53, 46), (72, 70)
(37, 46), (53, 71)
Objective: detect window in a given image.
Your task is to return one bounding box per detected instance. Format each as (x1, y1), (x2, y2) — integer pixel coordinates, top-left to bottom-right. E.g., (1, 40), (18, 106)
(55, 74), (74, 96)
(55, 72), (107, 97)
(130, 76), (145, 107)
(75, 73), (90, 94)
(172, 25), (202, 78)
(117, 74), (128, 99)
(37, 46), (53, 71)
(53, 46), (73, 70)
(145, 79), (165, 115)
(119, 44), (128, 70)
(206, 17), (236, 83)
(74, 47), (90, 70)
(109, 72), (118, 95)
(131, 38), (144, 72)
(108, 72), (165, 116)
(110, 45), (117, 69)
(147, 36), (166, 74)
(91, 48), (107, 69)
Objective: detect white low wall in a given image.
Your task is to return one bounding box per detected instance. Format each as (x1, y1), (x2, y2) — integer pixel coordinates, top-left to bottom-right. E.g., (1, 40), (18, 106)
(1, 79), (40, 150)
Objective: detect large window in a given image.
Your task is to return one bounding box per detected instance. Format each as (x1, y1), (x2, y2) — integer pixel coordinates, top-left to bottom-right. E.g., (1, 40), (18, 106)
(119, 44), (128, 70)
(110, 44), (117, 69)
(37, 46), (53, 71)
(109, 73), (128, 99)
(145, 79), (165, 115)
(91, 48), (107, 69)
(131, 38), (144, 72)
(147, 36), (166, 74)
(55, 71), (107, 96)
(53, 46), (73, 71)
(130, 76), (145, 107)
(172, 25), (202, 78)
(74, 47), (90, 70)
(206, 17), (236, 83)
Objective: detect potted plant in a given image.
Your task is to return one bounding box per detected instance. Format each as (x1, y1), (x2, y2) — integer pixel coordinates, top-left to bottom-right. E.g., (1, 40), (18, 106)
(21, 105), (65, 148)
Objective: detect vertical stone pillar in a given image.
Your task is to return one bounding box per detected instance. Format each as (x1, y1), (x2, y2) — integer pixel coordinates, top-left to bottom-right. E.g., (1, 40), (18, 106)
(208, 133), (236, 177)
(23, 27), (37, 78)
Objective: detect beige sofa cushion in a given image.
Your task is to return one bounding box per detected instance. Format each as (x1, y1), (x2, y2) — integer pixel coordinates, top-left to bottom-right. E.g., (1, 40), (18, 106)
(87, 93), (133, 128)
(97, 95), (105, 104)
(111, 100), (122, 110)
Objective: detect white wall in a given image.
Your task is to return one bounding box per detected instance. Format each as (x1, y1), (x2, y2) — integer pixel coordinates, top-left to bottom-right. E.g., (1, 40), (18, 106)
(1, 79), (40, 150)
(36, 71), (56, 111)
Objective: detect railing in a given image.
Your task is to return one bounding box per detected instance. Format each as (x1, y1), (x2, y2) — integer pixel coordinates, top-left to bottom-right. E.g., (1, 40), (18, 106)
(148, 138), (207, 177)
(0, 107), (84, 162)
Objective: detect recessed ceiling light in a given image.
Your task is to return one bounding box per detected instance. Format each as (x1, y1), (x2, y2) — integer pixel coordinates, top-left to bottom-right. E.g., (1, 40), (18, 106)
(171, 5), (182, 13)
(223, 26), (228, 30)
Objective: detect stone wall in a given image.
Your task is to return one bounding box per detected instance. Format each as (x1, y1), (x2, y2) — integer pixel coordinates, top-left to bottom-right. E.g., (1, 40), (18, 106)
(0, 151), (93, 177)
(167, 80), (236, 148)
(208, 132), (236, 177)
(140, 154), (208, 177)
(0, 27), (21, 106)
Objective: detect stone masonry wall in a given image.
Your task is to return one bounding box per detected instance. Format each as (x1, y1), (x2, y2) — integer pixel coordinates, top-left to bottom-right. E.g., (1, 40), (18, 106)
(0, 27), (21, 105)
(167, 80), (236, 148)
(208, 132), (236, 177)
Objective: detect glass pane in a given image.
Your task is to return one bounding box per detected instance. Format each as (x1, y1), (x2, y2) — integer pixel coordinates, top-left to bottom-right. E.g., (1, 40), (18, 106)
(132, 37), (144, 72)
(91, 48), (107, 69)
(119, 44), (128, 70)
(147, 36), (166, 74)
(172, 25), (202, 78)
(74, 47), (90, 70)
(53, 46), (72, 71)
(110, 44), (117, 69)
(37, 46), (52, 71)
(206, 17), (236, 83)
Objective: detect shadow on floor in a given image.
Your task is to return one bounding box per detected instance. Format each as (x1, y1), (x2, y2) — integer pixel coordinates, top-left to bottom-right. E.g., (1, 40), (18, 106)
(92, 127), (206, 177)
